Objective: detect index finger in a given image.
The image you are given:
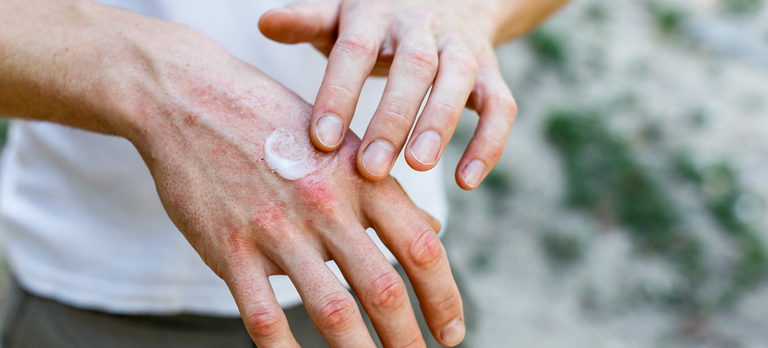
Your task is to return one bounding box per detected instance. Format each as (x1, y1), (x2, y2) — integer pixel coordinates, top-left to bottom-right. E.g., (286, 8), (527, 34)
(310, 14), (385, 151)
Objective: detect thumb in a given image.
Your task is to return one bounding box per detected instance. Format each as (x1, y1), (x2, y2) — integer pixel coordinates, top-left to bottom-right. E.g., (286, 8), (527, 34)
(259, 0), (340, 45)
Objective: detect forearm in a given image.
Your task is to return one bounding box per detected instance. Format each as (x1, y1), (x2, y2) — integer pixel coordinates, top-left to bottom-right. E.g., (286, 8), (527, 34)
(482, 0), (570, 44)
(0, 0), (217, 143)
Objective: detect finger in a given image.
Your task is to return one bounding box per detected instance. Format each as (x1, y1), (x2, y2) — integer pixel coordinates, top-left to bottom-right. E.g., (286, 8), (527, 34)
(405, 40), (478, 171)
(278, 245), (376, 347)
(418, 208), (442, 233)
(457, 62), (517, 190)
(225, 256), (299, 347)
(324, 222), (425, 348)
(258, 0), (340, 46)
(364, 179), (465, 347)
(356, 27), (439, 180)
(311, 14), (386, 152)
(392, 177), (442, 233)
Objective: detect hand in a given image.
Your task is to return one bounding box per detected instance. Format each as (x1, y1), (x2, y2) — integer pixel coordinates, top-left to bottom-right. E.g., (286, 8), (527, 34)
(259, 0), (520, 190)
(136, 65), (465, 347)
(0, 2), (465, 347)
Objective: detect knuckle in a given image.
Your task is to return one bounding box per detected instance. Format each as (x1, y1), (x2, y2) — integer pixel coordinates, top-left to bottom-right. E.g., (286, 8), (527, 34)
(493, 93), (518, 119)
(445, 49), (479, 76)
(407, 225), (443, 268)
(365, 271), (406, 312)
(429, 290), (462, 316)
(315, 293), (359, 332)
(222, 223), (249, 255)
(379, 103), (415, 132)
(403, 338), (425, 348)
(337, 31), (378, 57)
(430, 99), (462, 122)
(401, 44), (438, 77)
(297, 175), (340, 209)
(326, 82), (356, 101)
(487, 131), (507, 149)
(248, 205), (288, 231)
(481, 132), (508, 159)
(405, 8), (437, 25)
(502, 97), (519, 118)
(244, 305), (284, 338)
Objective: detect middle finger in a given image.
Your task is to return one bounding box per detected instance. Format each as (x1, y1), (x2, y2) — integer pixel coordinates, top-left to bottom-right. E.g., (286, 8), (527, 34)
(324, 221), (426, 348)
(356, 23), (439, 181)
(278, 242), (376, 347)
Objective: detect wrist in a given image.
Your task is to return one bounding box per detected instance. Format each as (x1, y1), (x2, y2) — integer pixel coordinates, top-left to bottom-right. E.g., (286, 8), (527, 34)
(483, 0), (571, 45)
(80, 3), (239, 155)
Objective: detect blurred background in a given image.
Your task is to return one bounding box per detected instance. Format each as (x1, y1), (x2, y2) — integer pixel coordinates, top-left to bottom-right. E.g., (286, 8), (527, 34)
(441, 0), (768, 346)
(1, 0), (768, 346)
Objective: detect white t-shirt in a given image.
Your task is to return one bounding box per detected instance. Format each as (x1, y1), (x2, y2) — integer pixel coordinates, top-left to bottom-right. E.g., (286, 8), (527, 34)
(0, 0), (448, 316)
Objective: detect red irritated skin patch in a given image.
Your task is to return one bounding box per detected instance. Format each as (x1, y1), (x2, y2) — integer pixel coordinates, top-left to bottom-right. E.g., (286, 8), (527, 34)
(0, 2), (462, 344)
(115, 30), (458, 347)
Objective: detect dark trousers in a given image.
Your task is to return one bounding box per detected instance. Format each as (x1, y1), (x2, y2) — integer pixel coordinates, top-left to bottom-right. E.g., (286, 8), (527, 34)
(1, 265), (475, 348)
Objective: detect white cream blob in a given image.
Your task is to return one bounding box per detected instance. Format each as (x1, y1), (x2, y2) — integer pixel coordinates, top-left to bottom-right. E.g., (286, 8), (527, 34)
(264, 128), (318, 180)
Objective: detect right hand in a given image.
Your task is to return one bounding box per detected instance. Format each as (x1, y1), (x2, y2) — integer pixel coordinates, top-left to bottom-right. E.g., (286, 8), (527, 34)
(119, 9), (466, 348)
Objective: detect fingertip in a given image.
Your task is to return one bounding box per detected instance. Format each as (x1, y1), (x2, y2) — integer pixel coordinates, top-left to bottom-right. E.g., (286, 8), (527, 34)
(440, 317), (466, 347)
(405, 130), (443, 171)
(259, 5), (325, 44)
(357, 140), (395, 181)
(456, 159), (486, 190)
(312, 113), (345, 151)
(259, 8), (296, 43)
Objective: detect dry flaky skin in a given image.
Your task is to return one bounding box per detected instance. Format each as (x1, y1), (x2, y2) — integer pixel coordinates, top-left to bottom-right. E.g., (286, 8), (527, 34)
(136, 70), (461, 348)
(0, 1), (461, 347)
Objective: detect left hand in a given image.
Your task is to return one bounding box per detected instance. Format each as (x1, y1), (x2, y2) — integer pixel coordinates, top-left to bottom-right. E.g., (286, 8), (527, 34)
(259, 0), (518, 190)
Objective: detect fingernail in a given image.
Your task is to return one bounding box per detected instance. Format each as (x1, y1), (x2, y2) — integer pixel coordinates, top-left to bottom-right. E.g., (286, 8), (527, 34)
(361, 140), (395, 178)
(410, 130), (441, 166)
(461, 160), (486, 188)
(316, 114), (343, 147)
(441, 317), (465, 346)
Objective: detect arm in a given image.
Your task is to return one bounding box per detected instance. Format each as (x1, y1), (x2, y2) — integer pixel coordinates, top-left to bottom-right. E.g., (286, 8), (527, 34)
(0, 1), (465, 347)
(488, 0), (571, 44)
(259, 0), (570, 189)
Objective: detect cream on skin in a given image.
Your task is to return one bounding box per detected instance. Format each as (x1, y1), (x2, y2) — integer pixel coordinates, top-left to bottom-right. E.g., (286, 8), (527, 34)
(264, 128), (319, 180)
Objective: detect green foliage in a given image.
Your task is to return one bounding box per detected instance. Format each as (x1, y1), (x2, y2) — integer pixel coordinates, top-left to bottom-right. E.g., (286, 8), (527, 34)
(640, 121), (663, 143)
(0, 118), (9, 147)
(547, 111), (768, 311)
(526, 29), (568, 67)
(688, 108), (709, 128)
(470, 250), (494, 273)
(671, 150), (703, 182)
(482, 168), (515, 197)
(541, 228), (585, 266)
(545, 110), (719, 311)
(585, 3), (608, 23)
(721, 0), (764, 14)
(648, 3), (688, 36)
(545, 110), (681, 252)
(481, 168), (517, 216)
(673, 158), (768, 297)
